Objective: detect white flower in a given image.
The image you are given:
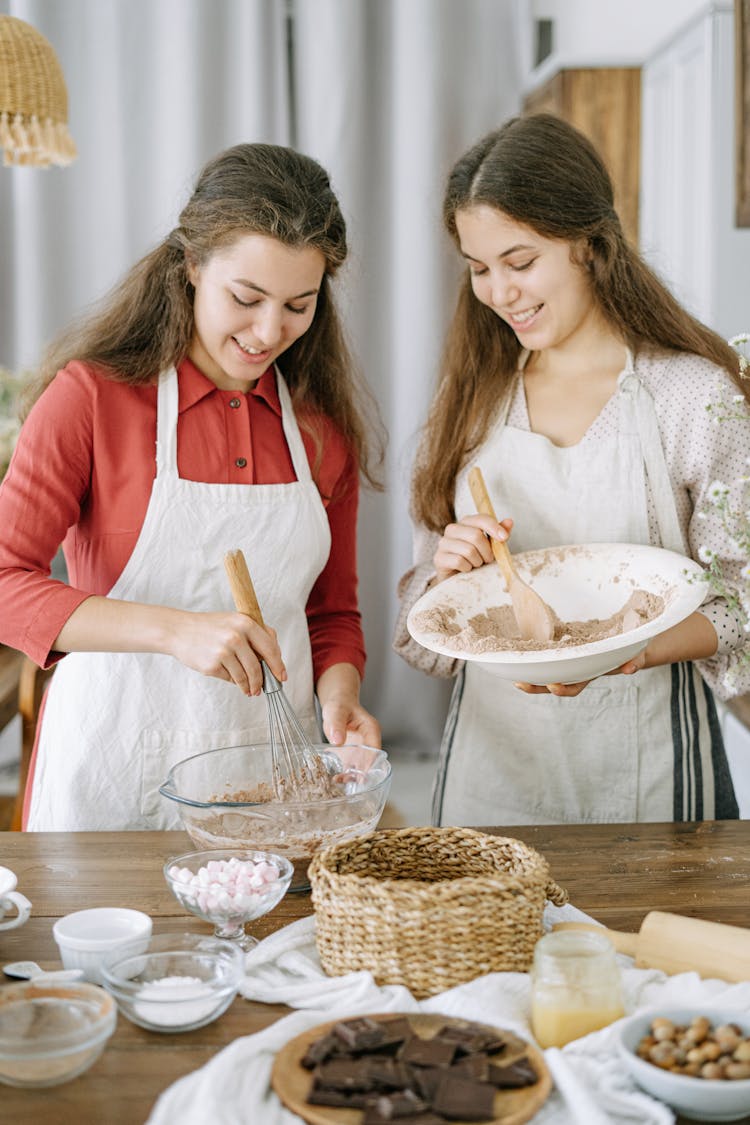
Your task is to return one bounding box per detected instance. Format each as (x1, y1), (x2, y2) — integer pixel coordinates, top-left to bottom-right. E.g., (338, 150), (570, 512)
(729, 333), (750, 348)
(698, 545), (716, 564)
(697, 511), (707, 520)
(707, 480), (730, 501)
(742, 563), (750, 580)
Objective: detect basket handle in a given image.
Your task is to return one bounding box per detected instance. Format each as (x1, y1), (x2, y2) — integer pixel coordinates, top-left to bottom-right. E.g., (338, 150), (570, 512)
(546, 880), (568, 906)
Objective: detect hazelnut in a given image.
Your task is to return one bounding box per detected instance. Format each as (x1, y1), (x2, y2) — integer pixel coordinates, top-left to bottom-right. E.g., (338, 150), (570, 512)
(701, 1041), (722, 1062)
(725, 1062), (750, 1080)
(653, 1024), (677, 1042)
(733, 1040), (750, 1063)
(700, 1062), (725, 1080)
(648, 1043), (678, 1068)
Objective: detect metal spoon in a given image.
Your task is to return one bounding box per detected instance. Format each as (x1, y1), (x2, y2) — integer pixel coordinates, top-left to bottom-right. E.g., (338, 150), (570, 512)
(3, 960), (84, 982)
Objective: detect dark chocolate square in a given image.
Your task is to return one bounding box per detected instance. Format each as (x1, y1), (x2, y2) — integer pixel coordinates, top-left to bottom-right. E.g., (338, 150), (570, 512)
(301, 1031), (348, 1068)
(433, 1023), (507, 1057)
(409, 1065), (445, 1101)
(365, 1056), (414, 1090)
(307, 1086), (372, 1108)
(334, 1017), (393, 1052)
(488, 1056), (538, 1088)
(432, 1072), (497, 1121)
(313, 1057), (378, 1092)
(398, 1035), (456, 1068)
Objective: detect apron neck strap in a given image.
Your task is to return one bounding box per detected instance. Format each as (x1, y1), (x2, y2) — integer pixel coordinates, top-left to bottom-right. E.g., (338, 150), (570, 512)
(155, 367), (179, 476)
(618, 358), (687, 554)
(275, 367), (313, 483)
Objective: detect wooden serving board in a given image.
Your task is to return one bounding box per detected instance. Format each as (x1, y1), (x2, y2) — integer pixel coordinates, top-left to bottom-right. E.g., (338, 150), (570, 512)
(271, 1012), (552, 1125)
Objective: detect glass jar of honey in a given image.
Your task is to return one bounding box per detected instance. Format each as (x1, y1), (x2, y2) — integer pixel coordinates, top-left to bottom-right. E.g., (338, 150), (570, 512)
(530, 929), (625, 1049)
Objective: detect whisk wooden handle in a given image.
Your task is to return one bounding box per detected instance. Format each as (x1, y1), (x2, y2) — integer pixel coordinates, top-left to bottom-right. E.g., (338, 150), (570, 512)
(223, 549), (265, 625)
(467, 466), (515, 587)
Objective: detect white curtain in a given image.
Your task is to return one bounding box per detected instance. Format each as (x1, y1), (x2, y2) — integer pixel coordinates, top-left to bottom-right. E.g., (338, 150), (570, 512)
(0, 0), (521, 756)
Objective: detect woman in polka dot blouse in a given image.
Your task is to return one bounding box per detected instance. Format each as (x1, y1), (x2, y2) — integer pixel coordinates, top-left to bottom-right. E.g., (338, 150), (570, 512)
(394, 114), (749, 826)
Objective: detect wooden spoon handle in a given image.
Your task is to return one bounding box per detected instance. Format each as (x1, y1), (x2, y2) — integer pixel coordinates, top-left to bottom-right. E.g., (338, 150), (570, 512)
(223, 549), (265, 626)
(467, 467), (515, 587)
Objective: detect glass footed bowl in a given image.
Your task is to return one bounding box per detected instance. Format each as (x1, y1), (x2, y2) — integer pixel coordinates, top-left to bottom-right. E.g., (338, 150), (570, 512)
(164, 849), (293, 951)
(159, 743), (392, 892)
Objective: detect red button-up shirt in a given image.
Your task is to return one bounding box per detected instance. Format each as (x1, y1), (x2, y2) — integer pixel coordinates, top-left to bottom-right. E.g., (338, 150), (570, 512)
(0, 357), (365, 681)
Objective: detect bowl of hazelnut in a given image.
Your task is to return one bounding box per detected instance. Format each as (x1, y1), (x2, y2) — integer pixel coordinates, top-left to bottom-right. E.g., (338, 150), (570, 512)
(617, 1008), (750, 1122)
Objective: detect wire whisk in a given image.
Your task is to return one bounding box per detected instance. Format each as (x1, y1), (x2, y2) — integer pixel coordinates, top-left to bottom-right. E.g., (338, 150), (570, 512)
(223, 549), (332, 799)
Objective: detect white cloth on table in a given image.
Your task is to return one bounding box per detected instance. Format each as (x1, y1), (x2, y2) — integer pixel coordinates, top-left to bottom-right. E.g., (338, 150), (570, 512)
(146, 902), (750, 1125)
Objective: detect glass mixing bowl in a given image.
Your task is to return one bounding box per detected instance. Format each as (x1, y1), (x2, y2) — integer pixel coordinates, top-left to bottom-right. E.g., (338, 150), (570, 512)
(0, 980), (116, 1087)
(159, 743), (392, 891)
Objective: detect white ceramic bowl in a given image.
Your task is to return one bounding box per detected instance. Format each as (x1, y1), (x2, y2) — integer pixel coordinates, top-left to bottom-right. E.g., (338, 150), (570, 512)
(407, 543), (707, 685)
(101, 932), (243, 1033)
(52, 908), (153, 985)
(0, 980), (116, 1087)
(617, 1008), (750, 1122)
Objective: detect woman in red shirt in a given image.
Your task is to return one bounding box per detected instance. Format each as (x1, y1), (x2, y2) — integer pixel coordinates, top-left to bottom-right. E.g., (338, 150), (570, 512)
(0, 143), (383, 830)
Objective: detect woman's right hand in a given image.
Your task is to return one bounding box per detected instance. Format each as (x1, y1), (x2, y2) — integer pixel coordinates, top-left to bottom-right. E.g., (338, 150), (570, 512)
(165, 610), (286, 695)
(432, 515), (514, 584)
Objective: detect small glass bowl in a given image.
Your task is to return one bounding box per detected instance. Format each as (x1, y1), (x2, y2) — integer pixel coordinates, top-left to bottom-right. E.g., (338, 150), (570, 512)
(0, 980), (116, 1087)
(163, 848), (293, 950)
(100, 932), (243, 1033)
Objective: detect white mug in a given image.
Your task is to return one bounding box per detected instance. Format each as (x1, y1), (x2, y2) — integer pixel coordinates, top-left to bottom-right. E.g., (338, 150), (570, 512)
(0, 865), (32, 931)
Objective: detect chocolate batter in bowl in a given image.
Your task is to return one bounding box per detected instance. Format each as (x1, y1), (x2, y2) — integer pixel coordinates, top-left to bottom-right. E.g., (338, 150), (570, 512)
(407, 543), (709, 685)
(159, 743), (391, 892)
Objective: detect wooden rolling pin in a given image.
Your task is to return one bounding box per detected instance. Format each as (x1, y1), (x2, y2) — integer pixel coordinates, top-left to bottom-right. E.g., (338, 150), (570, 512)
(553, 912), (750, 982)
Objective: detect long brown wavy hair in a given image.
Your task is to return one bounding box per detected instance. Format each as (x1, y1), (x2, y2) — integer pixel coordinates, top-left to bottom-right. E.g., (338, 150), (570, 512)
(26, 143), (384, 489)
(413, 114), (743, 532)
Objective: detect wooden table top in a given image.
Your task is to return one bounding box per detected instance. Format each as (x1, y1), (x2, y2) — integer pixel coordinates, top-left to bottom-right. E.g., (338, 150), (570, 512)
(1, 821), (749, 1124)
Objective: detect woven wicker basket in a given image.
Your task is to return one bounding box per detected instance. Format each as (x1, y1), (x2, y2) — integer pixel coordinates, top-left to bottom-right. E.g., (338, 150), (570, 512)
(309, 826), (568, 999)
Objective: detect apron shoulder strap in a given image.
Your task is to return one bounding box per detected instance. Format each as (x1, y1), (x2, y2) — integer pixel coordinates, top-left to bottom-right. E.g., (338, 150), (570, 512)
(619, 358), (687, 554)
(275, 367), (313, 483)
(155, 367), (179, 477)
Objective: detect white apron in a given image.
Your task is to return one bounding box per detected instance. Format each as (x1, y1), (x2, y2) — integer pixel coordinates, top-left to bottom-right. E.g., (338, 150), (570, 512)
(433, 353), (738, 826)
(28, 366), (331, 830)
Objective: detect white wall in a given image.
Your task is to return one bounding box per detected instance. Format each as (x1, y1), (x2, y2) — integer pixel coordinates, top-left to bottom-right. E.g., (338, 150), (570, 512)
(521, 0), (720, 86)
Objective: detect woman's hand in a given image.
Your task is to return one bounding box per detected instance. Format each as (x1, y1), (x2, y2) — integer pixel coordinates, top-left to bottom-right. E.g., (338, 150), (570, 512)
(316, 663), (381, 748)
(512, 611), (718, 697)
(513, 649), (648, 697)
(165, 610), (286, 694)
(432, 514), (514, 584)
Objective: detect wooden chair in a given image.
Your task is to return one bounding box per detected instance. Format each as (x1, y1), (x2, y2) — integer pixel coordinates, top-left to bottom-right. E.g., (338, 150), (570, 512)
(10, 657), (54, 831)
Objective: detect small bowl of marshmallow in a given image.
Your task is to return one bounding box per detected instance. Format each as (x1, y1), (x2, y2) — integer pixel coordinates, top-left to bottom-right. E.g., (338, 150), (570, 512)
(163, 848), (293, 950)
(100, 932), (243, 1034)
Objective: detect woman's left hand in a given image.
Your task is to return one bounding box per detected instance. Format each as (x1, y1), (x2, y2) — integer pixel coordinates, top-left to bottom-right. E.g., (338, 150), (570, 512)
(513, 611), (719, 696)
(316, 662), (382, 748)
(513, 650), (648, 697)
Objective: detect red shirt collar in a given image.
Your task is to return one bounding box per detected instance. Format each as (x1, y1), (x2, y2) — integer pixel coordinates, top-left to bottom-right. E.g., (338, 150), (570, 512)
(176, 357), (281, 415)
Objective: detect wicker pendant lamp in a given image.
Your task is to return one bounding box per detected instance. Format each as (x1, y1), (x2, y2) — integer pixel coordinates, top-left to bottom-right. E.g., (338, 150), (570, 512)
(0, 14), (76, 167)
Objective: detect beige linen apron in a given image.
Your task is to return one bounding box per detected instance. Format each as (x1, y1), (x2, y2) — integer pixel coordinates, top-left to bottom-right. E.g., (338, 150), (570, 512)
(433, 353), (738, 826)
(28, 366), (331, 830)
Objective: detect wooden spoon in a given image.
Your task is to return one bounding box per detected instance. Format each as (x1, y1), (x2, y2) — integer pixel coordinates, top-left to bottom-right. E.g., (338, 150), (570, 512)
(467, 465), (556, 644)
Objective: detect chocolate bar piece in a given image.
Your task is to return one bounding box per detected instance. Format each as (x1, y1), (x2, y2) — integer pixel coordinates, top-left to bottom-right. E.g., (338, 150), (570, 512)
(452, 1053), (491, 1082)
(364, 1089), (434, 1125)
(398, 1035), (456, 1068)
(362, 1110), (444, 1125)
(366, 1057), (414, 1090)
(432, 1073), (497, 1121)
(334, 1017), (394, 1052)
(307, 1086), (372, 1108)
(433, 1023), (507, 1057)
(409, 1065), (445, 1102)
(301, 1031), (348, 1068)
(313, 1057), (377, 1092)
(488, 1056), (538, 1088)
